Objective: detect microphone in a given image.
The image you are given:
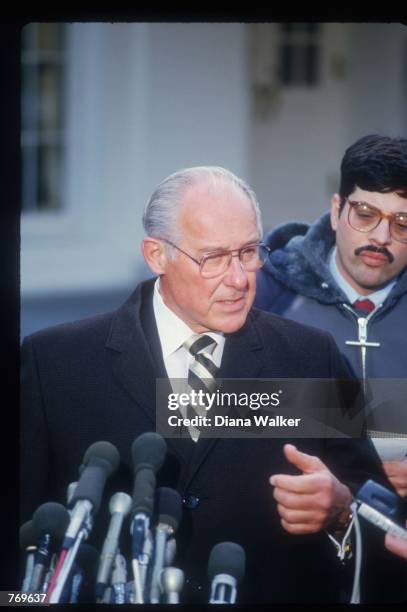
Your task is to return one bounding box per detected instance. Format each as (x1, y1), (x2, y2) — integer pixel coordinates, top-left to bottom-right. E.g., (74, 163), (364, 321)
(165, 537), (177, 566)
(47, 442), (120, 604)
(66, 482), (78, 506)
(132, 431), (167, 472)
(111, 553), (127, 604)
(95, 492), (132, 601)
(30, 502), (70, 592)
(42, 555), (57, 595)
(149, 487), (183, 603)
(161, 567), (185, 604)
(130, 432), (167, 603)
(69, 543), (99, 603)
(64, 441), (120, 549)
(19, 521), (37, 592)
(208, 542), (246, 604)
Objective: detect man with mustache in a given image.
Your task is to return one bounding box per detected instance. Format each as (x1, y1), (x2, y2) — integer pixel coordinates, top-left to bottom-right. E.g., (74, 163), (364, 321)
(255, 135), (407, 500)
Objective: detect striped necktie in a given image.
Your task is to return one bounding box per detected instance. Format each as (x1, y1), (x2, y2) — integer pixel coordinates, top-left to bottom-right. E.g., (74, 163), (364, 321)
(183, 334), (218, 441)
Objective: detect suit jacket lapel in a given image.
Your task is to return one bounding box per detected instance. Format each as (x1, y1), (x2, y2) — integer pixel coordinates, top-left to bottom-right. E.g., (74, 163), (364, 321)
(105, 279), (193, 466)
(218, 312), (265, 379)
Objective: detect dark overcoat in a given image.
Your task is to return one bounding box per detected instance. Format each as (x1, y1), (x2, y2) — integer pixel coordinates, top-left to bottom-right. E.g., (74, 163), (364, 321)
(20, 279), (399, 603)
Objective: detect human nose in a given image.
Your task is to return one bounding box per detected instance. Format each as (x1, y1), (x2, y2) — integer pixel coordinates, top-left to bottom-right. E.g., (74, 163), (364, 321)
(222, 254), (249, 289)
(368, 217), (392, 245)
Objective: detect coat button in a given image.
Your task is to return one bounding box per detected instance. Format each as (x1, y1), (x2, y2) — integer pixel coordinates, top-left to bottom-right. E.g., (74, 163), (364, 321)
(183, 495), (200, 509)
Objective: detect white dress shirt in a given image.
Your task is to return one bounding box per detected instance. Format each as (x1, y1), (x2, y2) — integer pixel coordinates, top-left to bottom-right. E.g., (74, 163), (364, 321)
(152, 277), (225, 378)
(152, 277), (225, 440)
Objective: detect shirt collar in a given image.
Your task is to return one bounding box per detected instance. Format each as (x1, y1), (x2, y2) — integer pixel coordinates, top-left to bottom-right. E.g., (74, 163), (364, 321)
(152, 277), (224, 359)
(328, 246), (396, 307)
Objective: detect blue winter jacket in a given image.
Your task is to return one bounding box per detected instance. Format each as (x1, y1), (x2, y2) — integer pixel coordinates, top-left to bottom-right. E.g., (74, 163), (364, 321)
(255, 212), (407, 434)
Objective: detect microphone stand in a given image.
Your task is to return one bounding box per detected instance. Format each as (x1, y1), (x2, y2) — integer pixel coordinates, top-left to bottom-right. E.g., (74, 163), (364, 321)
(131, 513), (150, 603)
(48, 513), (92, 603)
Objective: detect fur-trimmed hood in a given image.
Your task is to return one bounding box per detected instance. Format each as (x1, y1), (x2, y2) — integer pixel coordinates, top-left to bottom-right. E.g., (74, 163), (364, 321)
(262, 212), (407, 306)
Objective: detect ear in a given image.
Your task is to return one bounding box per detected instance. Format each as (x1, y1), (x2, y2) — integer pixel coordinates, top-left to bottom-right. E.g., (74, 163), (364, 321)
(141, 237), (168, 275)
(330, 193), (342, 232)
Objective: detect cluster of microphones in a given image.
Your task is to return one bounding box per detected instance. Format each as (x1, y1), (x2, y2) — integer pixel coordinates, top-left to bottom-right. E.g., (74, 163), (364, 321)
(19, 432), (246, 604)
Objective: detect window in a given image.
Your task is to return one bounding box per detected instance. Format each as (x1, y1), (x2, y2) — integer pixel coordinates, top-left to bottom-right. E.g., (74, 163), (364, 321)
(278, 23), (321, 86)
(21, 23), (67, 213)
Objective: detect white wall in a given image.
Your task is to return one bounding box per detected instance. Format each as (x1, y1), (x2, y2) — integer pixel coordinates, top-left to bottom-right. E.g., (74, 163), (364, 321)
(144, 23), (250, 182)
(21, 23), (251, 298)
(347, 23), (407, 139)
(248, 23), (407, 234)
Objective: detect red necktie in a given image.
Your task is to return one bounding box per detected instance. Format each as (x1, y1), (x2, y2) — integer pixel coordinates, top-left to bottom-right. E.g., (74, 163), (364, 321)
(353, 299), (375, 315)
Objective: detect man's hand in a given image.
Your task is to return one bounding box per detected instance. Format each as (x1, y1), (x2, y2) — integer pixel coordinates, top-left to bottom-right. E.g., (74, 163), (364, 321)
(269, 444), (352, 535)
(382, 459), (407, 498)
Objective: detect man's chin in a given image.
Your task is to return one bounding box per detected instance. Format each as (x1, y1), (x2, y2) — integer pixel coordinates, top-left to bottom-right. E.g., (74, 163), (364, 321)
(354, 272), (395, 293)
(216, 312), (249, 334)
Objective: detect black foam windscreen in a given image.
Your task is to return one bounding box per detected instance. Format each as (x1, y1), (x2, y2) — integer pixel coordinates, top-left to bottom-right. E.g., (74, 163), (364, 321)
(75, 543), (99, 577)
(208, 542), (246, 582)
(32, 502), (70, 544)
(132, 468), (156, 518)
(70, 441), (121, 513)
(70, 466), (108, 514)
(155, 487), (182, 532)
(19, 520), (36, 550)
(131, 432), (167, 475)
(82, 441), (120, 476)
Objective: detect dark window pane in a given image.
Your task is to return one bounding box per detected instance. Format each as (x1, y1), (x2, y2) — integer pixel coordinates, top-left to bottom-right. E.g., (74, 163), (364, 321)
(22, 146), (38, 212)
(21, 65), (39, 131)
(292, 46), (305, 84)
(281, 23), (320, 34)
(305, 43), (318, 85)
(21, 24), (36, 49)
(280, 43), (293, 85)
(278, 23), (321, 87)
(21, 23), (66, 213)
(281, 23), (293, 34)
(38, 64), (63, 131)
(38, 144), (62, 211)
(38, 23), (65, 51)
(306, 23), (319, 34)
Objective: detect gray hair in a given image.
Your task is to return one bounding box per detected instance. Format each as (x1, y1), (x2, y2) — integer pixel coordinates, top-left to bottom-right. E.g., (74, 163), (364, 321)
(142, 166), (263, 251)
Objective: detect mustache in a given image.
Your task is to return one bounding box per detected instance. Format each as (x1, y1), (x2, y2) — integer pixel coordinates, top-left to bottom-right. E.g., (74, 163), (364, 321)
(354, 244), (394, 263)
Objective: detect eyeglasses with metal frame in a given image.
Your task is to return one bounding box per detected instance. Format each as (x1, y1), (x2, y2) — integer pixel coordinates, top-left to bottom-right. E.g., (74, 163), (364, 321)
(346, 199), (407, 244)
(160, 238), (271, 278)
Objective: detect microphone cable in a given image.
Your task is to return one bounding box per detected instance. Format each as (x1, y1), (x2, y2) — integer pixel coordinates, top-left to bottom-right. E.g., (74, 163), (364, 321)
(350, 501), (362, 604)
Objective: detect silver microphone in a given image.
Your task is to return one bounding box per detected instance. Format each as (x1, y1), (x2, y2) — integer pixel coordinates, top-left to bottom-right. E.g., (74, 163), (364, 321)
(96, 492), (132, 601)
(160, 567), (184, 604)
(64, 442), (120, 549)
(208, 542), (246, 604)
(19, 521), (36, 593)
(66, 482), (78, 506)
(165, 537), (176, 567)
(111, 553), (127, 604)
(149, 488), (182, 604)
